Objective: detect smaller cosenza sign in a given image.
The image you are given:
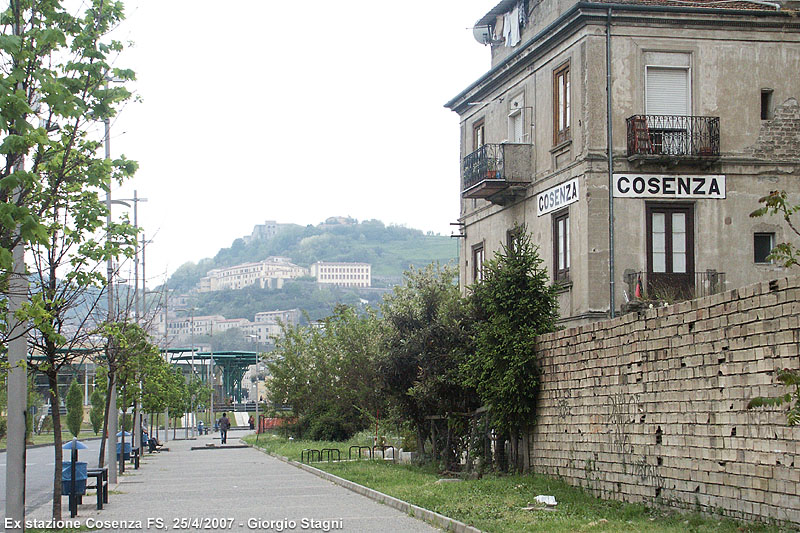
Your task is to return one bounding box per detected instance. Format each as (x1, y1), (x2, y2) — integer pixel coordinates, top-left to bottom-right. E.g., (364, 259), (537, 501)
(537, 178), (579, 216)
(613, 174), (726, 199)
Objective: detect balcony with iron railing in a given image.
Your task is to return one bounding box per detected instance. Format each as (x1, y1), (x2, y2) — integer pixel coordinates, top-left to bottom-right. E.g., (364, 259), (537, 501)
(462, 143), (533, 203)
(627, 115), (720, 162)
(624, 270), (726, 302)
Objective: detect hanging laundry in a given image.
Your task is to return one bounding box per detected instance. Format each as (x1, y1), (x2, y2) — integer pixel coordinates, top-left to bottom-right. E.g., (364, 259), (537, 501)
(519, 0), (529, 29)
(507, 4), (521, 47)
(494, 14), (504, 42)
(502, 10), (513, 46)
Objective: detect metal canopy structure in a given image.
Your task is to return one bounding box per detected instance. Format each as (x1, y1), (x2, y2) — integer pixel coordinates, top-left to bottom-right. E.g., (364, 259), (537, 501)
(171, 350), (259, 403)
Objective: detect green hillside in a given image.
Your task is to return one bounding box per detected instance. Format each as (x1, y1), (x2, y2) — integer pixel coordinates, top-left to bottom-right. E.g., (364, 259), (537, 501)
(167, 219), (458, 294)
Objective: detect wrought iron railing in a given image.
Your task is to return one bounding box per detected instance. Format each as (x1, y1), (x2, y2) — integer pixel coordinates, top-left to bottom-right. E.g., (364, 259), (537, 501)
(624, 270), (726, 302)
(627, 115), (720, 158)
(462, 143), (505, 192)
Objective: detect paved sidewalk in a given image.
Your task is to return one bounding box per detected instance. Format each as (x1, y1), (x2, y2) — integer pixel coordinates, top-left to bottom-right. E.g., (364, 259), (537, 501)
(27, 430), (440, 532)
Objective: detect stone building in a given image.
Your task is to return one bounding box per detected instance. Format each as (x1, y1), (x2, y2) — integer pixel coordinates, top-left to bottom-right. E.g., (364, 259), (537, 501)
(310, 261), (372, 288)
(446, 0), (800, 326)
(197, 256), (307, 292)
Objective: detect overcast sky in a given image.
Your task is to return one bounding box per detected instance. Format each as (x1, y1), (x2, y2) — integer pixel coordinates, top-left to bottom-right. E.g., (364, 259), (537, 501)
(106, 1), (493, 284)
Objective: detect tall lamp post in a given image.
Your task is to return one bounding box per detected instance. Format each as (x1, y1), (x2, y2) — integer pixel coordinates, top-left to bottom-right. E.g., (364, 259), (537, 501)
(114, 191), (147, 450)
(246, 335), (260, 434)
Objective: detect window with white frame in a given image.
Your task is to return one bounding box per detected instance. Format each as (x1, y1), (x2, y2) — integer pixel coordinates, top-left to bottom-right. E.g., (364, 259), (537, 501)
(553, 210), (570, 281)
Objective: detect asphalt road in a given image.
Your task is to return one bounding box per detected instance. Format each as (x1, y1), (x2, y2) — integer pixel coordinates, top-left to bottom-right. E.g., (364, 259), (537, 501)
(0, 429), (175, 518)
(0, 437), (105, 517)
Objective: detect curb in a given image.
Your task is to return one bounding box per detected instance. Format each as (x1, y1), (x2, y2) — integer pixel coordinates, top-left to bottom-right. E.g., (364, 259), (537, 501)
(246, 441), (482, 533)
(0, 435), (104, 453)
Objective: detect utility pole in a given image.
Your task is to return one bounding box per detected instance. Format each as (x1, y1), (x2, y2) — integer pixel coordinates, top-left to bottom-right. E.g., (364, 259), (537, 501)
(6, 5), (28, 528)
(163, 287), (169, 443)
(126, 190), (147, 454)
(104, 104), (118, 485)
(209, 322), (215, 432)
(190, 309), (196, 438)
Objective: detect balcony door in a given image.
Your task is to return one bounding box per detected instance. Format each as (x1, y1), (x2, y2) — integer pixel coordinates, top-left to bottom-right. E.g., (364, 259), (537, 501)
(646, 203), (694, 299)
(646, 66), (690, 154)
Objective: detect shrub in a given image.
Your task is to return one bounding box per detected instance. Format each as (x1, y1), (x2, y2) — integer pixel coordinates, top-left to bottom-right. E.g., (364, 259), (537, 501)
(306, 403), (366, 442)
(90, 389), (104, 435)
(65, 380), (83, 437)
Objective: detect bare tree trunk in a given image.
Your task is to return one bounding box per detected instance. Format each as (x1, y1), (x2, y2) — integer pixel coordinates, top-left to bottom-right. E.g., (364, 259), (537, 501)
(97, 372), (115, 468)
(496, 430), (509, 473)
(521, 425), (531, 472)
(48, 374), (63, 521)
(510, 429), (521, 473)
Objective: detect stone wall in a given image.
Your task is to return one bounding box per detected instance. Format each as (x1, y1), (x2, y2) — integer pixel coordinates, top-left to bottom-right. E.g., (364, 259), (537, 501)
(531, 276), (800, 525)
(746, 98), (800, 160)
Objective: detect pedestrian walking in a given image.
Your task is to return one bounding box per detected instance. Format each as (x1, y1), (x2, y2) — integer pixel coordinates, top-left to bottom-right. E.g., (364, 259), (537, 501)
(218, 412), (231, 444)
(248, 415), (255, 430)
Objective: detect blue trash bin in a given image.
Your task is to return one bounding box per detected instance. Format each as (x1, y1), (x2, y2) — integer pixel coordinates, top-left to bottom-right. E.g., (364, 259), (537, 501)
(116, 441), (132, 461)
(61, 461), (87, 495)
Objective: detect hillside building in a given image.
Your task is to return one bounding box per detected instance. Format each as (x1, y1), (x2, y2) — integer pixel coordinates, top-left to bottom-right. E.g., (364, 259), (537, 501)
(197, 256), (307, 292)
(243, 220), (278, 244)
(162, 309), (299, 346)
(446, 0), (800, 326)
(251, 309), (301, 343)
(310, 261), (372, 288)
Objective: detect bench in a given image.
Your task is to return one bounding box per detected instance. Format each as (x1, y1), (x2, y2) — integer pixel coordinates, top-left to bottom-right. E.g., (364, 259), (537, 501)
(86, 466), (108, 510)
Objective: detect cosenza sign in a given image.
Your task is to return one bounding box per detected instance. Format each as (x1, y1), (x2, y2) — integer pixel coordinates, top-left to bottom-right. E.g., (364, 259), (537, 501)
(613, 174), (725, 199)
(537, 178), (579, 216)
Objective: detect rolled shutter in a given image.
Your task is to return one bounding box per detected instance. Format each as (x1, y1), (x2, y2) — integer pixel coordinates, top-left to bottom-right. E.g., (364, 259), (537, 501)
(646, 67), (689, 115)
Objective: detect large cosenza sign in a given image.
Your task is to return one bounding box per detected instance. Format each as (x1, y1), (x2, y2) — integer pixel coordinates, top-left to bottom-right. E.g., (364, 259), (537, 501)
(537, 178), (579, 216)
(613, 174), (725, 199)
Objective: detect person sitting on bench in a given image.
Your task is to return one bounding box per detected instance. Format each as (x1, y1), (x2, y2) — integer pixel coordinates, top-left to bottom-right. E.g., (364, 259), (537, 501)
(142, 430), (163, 453)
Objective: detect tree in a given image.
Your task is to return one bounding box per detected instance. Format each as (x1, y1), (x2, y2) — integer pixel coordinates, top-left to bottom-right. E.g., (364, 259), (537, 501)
(268, 305), (385, 441)
(464, 226), (559, 472)
(65, 379), (82, 438)
(1, 0), (137, 521)
(379, 263), (478, 467)
(89, 387), (104, 435)
(166, 366), (188, 438)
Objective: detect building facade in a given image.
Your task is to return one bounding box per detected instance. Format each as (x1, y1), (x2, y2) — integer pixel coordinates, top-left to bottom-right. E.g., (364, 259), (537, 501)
(163, 309), (300, 346)
(197, 256), (307, 292)
(251, 309), (301, 343)
(447, 0), (800, 326)
(310, 261), (372, 288)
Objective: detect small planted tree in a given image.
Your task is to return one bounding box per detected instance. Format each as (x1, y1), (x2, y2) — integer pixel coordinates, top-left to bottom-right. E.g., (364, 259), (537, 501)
(65, 379), (83, 438)
(464, 226), (559, 472)
(89, 388), (104, 435)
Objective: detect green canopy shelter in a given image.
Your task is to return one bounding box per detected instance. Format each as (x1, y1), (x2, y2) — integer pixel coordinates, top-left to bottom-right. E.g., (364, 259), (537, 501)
(171, 350), (259, 403)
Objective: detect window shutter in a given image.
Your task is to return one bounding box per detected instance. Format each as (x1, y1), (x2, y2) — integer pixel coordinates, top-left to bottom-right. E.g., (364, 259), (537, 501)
(510, 112), (523, 142)
(646, 67), (689, 115)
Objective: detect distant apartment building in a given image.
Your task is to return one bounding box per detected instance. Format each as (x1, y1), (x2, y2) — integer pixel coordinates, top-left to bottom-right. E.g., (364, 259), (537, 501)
(197, 256), (307, 292)
(310, 262), (371, 288)
(250, 308), (300, 343)
(164, 309), (299, 345)
(167, 315), (225, 338)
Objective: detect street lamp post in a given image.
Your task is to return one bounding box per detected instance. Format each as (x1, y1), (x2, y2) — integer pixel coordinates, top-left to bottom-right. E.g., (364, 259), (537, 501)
(104, 110), (119, 484)
(114, 191), (147, 452)
(246, 335), (260, 435)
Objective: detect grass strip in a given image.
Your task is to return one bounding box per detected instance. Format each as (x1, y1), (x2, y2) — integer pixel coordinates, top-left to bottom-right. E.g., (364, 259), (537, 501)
(245, 435), (793, 533)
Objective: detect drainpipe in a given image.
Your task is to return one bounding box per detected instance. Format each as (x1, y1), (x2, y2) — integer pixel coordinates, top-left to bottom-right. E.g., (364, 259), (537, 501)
(606, 8), (616, 318)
